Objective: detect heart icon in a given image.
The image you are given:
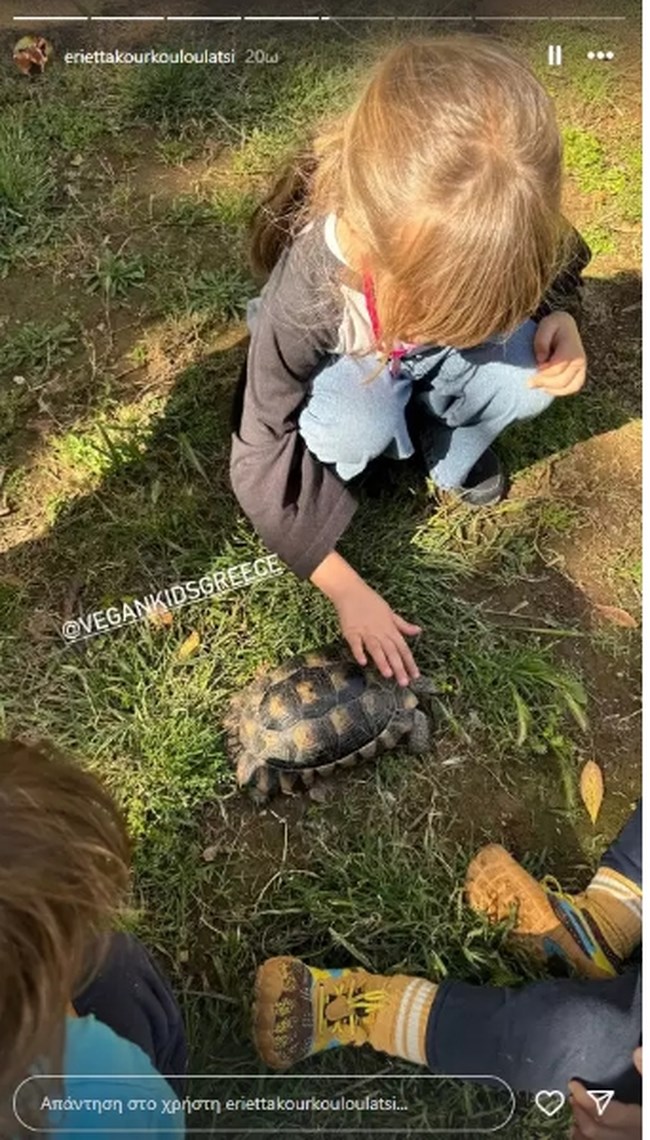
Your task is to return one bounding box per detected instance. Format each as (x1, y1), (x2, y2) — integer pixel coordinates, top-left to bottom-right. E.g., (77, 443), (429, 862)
(535, 1090), (566, 1118)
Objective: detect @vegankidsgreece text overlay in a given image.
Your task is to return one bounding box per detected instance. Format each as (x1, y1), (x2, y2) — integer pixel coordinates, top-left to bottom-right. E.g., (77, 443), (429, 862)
(61, 555), (283, 643)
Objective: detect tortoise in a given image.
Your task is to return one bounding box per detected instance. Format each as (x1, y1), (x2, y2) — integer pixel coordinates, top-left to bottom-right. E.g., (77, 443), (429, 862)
(224, 648), (437, 803)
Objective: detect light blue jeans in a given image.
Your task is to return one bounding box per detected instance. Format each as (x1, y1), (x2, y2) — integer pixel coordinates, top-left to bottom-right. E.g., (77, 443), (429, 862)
(298, 319), (554, 489)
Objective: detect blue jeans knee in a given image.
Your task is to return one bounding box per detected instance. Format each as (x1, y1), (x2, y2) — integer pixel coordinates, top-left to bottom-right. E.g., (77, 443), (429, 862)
(298, 354), (414, 481)
(465, 319), (554, 424)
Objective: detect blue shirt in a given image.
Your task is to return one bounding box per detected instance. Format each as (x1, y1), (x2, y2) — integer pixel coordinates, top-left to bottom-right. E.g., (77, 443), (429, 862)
(18, 1016), (185, 1137)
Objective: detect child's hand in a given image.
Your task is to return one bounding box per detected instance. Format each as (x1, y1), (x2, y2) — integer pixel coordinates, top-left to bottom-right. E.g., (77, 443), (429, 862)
(530, 311), (587, 396)
(569, 1050), (642, 1139)
(569, 1084), (641, 1139)
(334, 581), (422, 687)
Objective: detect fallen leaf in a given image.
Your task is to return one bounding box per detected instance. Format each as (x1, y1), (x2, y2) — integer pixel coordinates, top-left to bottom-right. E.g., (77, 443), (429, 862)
(593, 605), (638, 629)
(147, 602), (173, 629)
(580, 760), (605, 825)
(178, 629), (201, 660)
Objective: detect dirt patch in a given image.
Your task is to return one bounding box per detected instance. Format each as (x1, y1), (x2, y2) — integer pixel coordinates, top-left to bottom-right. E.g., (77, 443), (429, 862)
(518, 420), (641, 615)
(456, 423), (641, 868)
(580, 274), (642, 408)
(459, 567), (639, 852)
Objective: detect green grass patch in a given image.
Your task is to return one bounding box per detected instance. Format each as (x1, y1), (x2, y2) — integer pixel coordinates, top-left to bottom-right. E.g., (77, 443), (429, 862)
(0, 319), (77, 380)
(0, 319), (79, 459)
(182, 266), (252, 319)
(165, 187), (258, 233)
(0, 108), (57, 264)
(563, 126), (627, 196)
(499, 389), (634, 473)
(83, 245), (147, 300)
(53, 399), (164, 483)
(581, 223), (616, 258)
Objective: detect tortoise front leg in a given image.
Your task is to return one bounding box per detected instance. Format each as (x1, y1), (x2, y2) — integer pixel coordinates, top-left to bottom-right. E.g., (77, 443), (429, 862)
(406, 708), (431, 754)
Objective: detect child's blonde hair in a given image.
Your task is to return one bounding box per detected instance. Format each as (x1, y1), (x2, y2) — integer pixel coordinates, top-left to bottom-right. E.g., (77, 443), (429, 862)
(251, 36), (571, 349)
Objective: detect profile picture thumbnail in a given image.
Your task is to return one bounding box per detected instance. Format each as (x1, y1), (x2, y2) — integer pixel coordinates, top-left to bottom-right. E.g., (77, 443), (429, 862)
(13, 35), (54, 77)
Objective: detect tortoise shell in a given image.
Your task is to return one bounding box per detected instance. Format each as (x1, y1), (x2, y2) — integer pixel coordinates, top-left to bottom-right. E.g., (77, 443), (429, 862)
(224, 648), (435, 802)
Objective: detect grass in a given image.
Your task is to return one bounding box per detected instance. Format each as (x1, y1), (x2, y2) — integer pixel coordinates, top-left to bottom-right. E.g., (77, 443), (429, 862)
(0, 318), (77, 378)
(165, 187), (258, 232)
(0, 319), (79, 461)
(0, 108), (57, 266)
(0, 13), (642, 1138)
(83, 245), (147, 299)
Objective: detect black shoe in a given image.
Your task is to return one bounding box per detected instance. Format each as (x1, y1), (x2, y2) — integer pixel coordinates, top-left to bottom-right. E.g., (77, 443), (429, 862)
(409, 407), (507, 508)
(453, 447), (507, 507)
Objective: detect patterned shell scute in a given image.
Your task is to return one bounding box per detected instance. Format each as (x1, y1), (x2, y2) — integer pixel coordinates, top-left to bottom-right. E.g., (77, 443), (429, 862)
(253, 656), (399, 769)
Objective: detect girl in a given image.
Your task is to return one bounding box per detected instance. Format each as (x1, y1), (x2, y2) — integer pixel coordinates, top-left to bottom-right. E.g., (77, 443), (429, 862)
(231, 37), (590, 687)
(0, 739), (186, 1138)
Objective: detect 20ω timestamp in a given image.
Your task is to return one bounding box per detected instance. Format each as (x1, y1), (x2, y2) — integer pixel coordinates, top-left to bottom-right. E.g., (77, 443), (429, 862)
(245, 48), (280, 64)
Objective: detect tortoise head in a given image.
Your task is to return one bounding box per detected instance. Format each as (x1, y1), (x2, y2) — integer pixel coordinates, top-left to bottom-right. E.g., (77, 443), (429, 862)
(236, 752), (276, 804)
(409, 675), (441, 699)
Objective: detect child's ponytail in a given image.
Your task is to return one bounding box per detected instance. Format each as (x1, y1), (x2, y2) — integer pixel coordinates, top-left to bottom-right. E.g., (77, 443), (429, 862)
(249, 119), (345, 281)
(249, 148), (317, 280)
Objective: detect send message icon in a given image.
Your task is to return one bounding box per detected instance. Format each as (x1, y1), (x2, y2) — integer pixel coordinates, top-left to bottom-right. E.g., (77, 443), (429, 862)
(586, 1091), (615, 1117)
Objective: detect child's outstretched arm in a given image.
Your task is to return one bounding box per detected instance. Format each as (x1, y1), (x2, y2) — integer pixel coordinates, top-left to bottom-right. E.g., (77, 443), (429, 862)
(231, 227), (422, 684)
(311, 551), (421, 686)
(231, 231), (358, 581)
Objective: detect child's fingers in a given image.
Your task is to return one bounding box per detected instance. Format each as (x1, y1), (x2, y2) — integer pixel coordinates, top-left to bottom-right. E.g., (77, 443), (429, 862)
(529, 368), (564, 389)
(570, 1104), (601, 1139)
(385, 642), (410, 684)
(569, 1082), (597, 1114)
(544, 367), (585, 396)
(533, 357), (574, 378)
(388, 632), (420, 683)
(561, 368), (587, 395)
(365, 636), (394, 680)
(377, 636), (411, 687)
(570, 1104), (633, 1139)
(348, 634), (367, 668)
(393, 615), (423, 637)
(530, 362), (585, 394)
(530, 357), (582, 384)
(569, 1082), (640, 1135)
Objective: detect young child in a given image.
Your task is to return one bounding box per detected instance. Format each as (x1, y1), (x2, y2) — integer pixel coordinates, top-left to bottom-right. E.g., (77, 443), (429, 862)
(0, 739), (187, 1139)
(231, 37), (590, 688)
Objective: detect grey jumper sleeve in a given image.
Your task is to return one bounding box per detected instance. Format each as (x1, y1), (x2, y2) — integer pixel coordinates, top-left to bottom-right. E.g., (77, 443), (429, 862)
(230, 227), (358, 579)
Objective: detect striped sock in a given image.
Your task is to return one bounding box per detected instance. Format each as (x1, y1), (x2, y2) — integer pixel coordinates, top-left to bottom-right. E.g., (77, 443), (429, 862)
(369, 976), (438, 1066)
(577, 867), (642, 963)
